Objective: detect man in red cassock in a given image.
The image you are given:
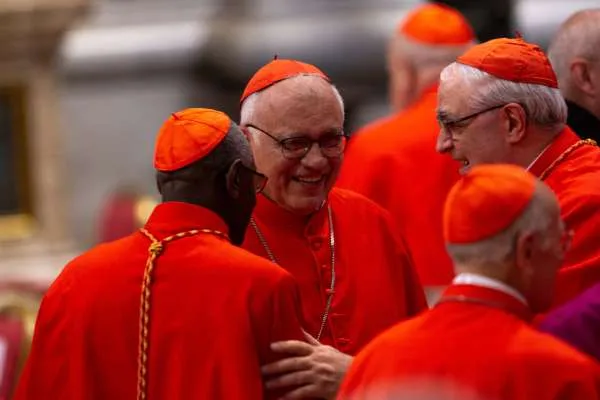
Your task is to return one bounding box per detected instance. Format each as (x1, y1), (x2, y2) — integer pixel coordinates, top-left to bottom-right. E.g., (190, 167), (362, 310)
(337, 4), (476, 298)
(436, 37), (600, 307)
(15, 108), (305, 400)
(337, 164), (600, 400)
(239, 59), (428, 399)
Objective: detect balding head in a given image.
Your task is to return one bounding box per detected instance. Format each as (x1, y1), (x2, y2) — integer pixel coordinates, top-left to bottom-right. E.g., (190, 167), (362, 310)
(442, 164), (569, 312)
(446, 180), (567, 312)
(157, 123), (259, 245)
(241, 75), (344, 127)
(549, 8), (600, 118)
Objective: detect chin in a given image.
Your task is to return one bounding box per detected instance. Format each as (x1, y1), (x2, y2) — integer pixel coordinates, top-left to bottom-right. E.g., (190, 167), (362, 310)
(229, 224), (247, 246)
(286, 197), (326, 215)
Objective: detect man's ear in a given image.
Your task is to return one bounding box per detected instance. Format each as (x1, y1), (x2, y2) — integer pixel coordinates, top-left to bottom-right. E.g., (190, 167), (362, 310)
(225, 159), (243, 200)
(156, 174), (162, 194)
(504, 103), (528, 144)
(514, 231), (535, 273)
(240, 126), (252, 141)
(570, 58), (595, 97)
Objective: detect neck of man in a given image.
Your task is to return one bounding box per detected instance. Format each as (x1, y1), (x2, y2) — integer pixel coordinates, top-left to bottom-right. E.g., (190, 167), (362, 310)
(391, 64), (441, 113)
(402, 68), (441, 109)
(161, 191), (224, 218)
(416, 67), (442, 94)
(452, 267), (528, 305)
(260, 190), (324, 222)
(515, 125), (564, 170)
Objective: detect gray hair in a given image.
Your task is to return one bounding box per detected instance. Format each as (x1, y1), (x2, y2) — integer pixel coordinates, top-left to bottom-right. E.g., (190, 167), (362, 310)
(440, 62), (567, 132)
(392, 35), (476, 68)
(548, 8), (600, 93)
(239, 75), (345, 125)
(446, 184), (555, 271)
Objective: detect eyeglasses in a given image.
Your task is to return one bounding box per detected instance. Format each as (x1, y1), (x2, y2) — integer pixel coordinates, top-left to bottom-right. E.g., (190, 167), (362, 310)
(438, 104), (507, 134)
(246, 124), (347, 159)
(239, 163), (267, 194)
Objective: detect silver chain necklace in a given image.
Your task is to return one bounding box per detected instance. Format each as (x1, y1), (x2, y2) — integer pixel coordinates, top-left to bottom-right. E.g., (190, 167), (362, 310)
(249, 205), (336, 341)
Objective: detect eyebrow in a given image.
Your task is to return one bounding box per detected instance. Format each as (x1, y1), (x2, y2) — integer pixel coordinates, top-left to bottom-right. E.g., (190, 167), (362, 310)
(436, 110), (450, 121)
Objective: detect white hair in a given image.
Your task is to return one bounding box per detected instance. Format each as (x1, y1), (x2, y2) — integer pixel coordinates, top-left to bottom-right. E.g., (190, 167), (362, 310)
(446, 184), (556, 271)
(239, 74), (345, 125)
(440, 62), (568, 132)
(548, 8), (600, 93)
(392, 34), (476, 68)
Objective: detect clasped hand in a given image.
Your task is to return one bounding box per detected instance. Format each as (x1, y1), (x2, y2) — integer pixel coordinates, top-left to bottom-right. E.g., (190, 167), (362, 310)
(262, 330), (353, 399)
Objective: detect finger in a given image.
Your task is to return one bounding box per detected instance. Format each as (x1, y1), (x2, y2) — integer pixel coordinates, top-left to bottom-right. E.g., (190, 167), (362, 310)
(280, 384), (321, 400)
(265, 370), (314, 389)
(262, 356), (311, 375)
(302, 329), (321, 345)
(270, 340), (314, 355)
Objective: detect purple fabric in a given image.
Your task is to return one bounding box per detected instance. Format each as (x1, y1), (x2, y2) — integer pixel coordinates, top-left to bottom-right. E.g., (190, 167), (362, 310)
(538, 283), (600, 361)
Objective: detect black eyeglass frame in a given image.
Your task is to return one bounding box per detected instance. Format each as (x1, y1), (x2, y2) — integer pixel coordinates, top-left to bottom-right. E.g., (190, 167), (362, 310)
(237, 162), (267, 194)
(438, 104), (508, 133)
(245, 123), (348, 159)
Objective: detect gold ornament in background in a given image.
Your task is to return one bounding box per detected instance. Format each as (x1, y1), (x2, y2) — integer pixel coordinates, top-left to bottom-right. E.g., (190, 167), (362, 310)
(134, 196), (158, 227)
(0, 287), (43, 398)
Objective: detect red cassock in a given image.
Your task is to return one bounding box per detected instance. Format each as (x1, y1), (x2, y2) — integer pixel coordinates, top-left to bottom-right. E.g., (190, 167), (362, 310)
(15, 202), (305, 400)
(243, 188), (427, 355)
(337, 284), (600, 400)
(528, 127), (600, 307)
(336, 85), (460, 287)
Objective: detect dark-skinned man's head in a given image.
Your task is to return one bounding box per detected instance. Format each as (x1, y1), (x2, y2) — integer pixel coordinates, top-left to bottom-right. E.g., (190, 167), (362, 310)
(154, 108), (266, 245)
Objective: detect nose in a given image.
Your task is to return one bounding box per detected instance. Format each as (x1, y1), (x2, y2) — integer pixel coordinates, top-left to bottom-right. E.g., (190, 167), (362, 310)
(436, 128), (453, 154)
(301, 142), (328, 169)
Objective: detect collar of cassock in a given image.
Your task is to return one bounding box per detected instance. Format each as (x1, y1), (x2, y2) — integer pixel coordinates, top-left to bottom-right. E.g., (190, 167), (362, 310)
(436, 282), (533, 322)
(527, 126), (581, 179)
(144, 201), (230, 240)
(253, 193), (330, 237)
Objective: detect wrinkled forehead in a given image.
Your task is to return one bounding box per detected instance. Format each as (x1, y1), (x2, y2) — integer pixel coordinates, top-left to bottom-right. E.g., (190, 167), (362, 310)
(254, 76), (344, 136)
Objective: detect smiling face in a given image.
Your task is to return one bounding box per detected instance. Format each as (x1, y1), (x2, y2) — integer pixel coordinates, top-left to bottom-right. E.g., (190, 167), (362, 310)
(244, 76), (345, 215)
(436, 78), (513, 174)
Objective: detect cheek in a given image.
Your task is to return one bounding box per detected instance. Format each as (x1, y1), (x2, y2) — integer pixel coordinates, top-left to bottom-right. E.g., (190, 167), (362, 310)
(464, 132), (502, 161)
(533, 249), (561, 283)
(265, 159), (298, 188)
(328, 157), (342, 180)
(254, 147), (286, 177)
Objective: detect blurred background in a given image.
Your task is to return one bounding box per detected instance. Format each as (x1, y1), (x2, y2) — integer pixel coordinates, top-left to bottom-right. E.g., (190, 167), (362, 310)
(0, 0), (597, 396)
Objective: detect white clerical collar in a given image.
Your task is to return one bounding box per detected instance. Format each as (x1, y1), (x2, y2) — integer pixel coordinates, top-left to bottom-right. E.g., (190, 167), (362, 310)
(453, 273), (528, 305)
(526, 142), (552, 171)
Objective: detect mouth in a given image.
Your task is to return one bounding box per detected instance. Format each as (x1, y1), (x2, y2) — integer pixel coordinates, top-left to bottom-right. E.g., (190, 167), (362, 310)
(293, 175), (326, 186)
